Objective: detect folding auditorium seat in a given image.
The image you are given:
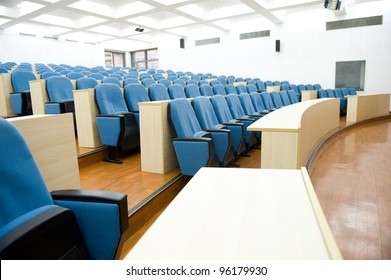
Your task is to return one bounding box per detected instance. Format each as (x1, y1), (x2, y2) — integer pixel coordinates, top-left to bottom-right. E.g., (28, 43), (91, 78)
(0, 67), (8, 73)
(76, 77), (98, 90)
(246, 84), (258, 94)
(218, 77), (227, 86)
(124, 83), (151, 127)
(169, 98), (218, 176)
(281, 84), (290, 91)
(279, 91), (292, 106)
(199, 84), (214, 97)
(0, 119), (129, 260)
(95, 83), (140, 164)
(212, 95), (257, 150)
(260, 92), (277, 111)
(89, 73), (105, 80)
(326, 89), (346, 115)
(158, 79), (172, 88)
(318, 89), (327, 98)
(67, 72), (84, 80)
(249, 92), (270, 115)
(141, 78), (155, 87)
(153, 74), (164, 81)
(168, 84), (186, 99)
(45, 76), (75, 115)
(239, 93), (266, 118)
(236, 77), (244, 82)
(313, 84), (322, 90)
(334, 88), (347, 115)
(227, 76), (235, 84)
(186, 80), (198, 86)
(305, 84), (315, 90)
(149, 83), (170, 101)
(256, 80), (266, 92)
(102, 77), (122, 88)
(198, 80), (208, 86)
(270, 91), (285, 109)
(124, 78), (139, 86)
(287, 90), (300, 104)
(213, 84), (227, 95)
(235, 84), (247, 94)
(9, 70), (37, 115)
(273, 81), (281, 86)
(193, 96), (236, 167)
(297, 84), (306, 95)
(41, 71), (61, 79)
(348, 88), (357, 95)
(340, 88), (350, 98)
(225, 84), (237, 94)
(210, 79), (221, 87)
(184, 84), (201, 98)
(173, 79), (186, 87)
(264, 80), (273, 87)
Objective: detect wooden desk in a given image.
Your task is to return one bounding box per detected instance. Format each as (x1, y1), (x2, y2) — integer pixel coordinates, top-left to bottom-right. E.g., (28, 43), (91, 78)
(301, 90), (318, 101)
(7, 113), (80, 191)
(248, 99), (340, 169)
(346, 93), (390, 123)
(0, 73), (16, 117)
(266, 85), (281, 92)
(29, 79), (48, 114)
(233, 81), (247, 87)
(126, 167), (342, 260)
(73, 88), (102, 148)
(139, 100), (178, 174)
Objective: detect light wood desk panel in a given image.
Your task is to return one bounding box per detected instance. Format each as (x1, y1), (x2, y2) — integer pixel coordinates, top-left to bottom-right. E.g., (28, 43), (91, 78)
(248, 99), (340, 169)
(126, 167), (342, 260)
(0, 73), (16, 117)
(29, 79), (48, 114)
(139, 101), (178, 174)
(301, 90), (318, 101)
(346, 93), (390, 123)
(73, 88), (102, 148)
(7, 113), (80, 191)
(266, 85), (281, 92)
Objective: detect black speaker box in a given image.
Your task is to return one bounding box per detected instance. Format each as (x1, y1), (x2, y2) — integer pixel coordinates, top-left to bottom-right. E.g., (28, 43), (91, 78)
(275, 40), (280, 52)
(180, 38), (185, 49)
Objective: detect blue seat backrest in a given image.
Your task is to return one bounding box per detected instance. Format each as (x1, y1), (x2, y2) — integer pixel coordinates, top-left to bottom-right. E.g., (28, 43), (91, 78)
(305, 84), (314, 90)
(270, 91), (284, 108)
(236, 84), (247, 94)
(0, 67), (8, 74)
(184, 84), (201, 98)
(193, 96), (220, 130)
(124, 78), (139, 86)
(273, 81), (281, 86)
(264, 80), (273, 87)
(287, 90), (299, 103)
(227, 76), (235, 84)
(95, 83), (128, 115)
(256, 80), (266, 91)
(281, 84), (290, 91)
(250, 92), (267, 112)
(168, 84), (186, 99)
(211, 95), (234, 123)
(290, 84), (299, 94)
(89, 73), (104, 80)
(218, 77), (227, 86)
(102, 77), (122, 88)
(246, 84), (258, 93)
(225, 84), (237, 94)
(11, 71), (37, 92)
(318, 89), (327, 98)
(260, 92), (276, 110)
(158, 79), (172, 88)
(0, 119), (53, 229)
(334, 88), (343, 98)
(326, 89), (336, 98)
(67, 72), (84, 80)
(226, 94), (246, 118)
(186, 80), (198, 85)
(173, 79), (185, 87)
(76, 77), (98, 90)
(314, 84), (321, 90)
(170, 98), (203, 138)
(125, 83), (150, 112)
(199, 84), (214, 97)
(297, 84), (306, 94)
(280, 91), (291, 106)
(341, 88), (350, 97)
(348, 88), (357, 95)
(149, 83), (170, 101)
(239, 93), (256, 115)
(142, 78), (155, 87)
(46, 76), (74, 102)
(213, 84), (226, 95)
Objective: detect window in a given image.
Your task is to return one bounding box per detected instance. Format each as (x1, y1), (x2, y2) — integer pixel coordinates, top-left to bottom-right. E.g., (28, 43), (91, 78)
(105, 50), (125, 67)
(335, 60), (366, 90)
(130, 48), (158, 69)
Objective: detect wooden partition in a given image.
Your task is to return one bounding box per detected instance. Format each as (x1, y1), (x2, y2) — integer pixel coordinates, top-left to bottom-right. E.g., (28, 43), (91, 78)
(248, 98), (340, 169)
(346, 93), (390, 123)
(126, 167), (342, 260)
(29, 79), (48, 114)
(0, 73), (16, 117)
(266, 85), (281, 92)
(7, 113), (80, 191)
(139, 100), (178, 174)
(301, 90), (318, 101)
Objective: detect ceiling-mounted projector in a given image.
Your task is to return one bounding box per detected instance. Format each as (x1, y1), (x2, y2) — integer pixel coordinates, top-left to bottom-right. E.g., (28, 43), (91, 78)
(324, 0), (342, 10)
(135, 27), (144, 32)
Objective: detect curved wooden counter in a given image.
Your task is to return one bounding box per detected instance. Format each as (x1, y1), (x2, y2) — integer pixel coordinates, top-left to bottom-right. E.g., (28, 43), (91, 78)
(248, 98), (340, 169)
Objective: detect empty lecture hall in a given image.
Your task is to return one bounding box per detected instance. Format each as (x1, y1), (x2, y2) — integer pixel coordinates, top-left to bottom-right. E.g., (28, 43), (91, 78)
(1, 0), (391, 278)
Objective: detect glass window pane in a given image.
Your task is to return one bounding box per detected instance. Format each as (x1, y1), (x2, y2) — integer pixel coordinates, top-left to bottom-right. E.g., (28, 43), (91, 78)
(147, 60), (159, 69)
(113, 53), (124, 67)
(147, 49), (158, 60)
(134, 51), (146, 62)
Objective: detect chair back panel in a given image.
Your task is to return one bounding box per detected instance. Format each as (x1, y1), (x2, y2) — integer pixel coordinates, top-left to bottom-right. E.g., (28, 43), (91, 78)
(125, 83), (150, 112)
(46, 76), (74, 102)
(170, 98), (202, 138)
(11, 71), (37, 92)
(95, 83), (128, 115)
(193, 96), (219, 130)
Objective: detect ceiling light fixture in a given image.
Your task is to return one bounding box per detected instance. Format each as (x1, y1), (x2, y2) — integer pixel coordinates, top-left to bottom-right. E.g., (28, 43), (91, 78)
(135, 26), (144, 32)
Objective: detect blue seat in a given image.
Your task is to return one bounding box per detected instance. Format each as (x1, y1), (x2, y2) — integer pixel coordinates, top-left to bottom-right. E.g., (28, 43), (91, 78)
(186, 80), (197, 85)
(246, 84), (258, 94)
(249, 92), (270, 114)
(124, 83), (150, 127)
(158, 79), (172, 88)
(193, 96), (235, 166)
(45, 76), (75, 115)
(213, 84), (226, 95)
(348, 88), (357, 95)
(287, 90), (300, 104)
(281, 84), (290, 91)
(305, 84), (315, 90)
(239, 93), (265, 118)
(95, 83), (140, 164)
(102, 77), (122, 88)
(76, 77), (98, 90)
(314, 84), (322, 90)
(198, 80), (208, 86)
(169, 98), (218, 176)
(67, 72), (84, 80)
(124, 78), (139, 86)
(199, 84), (214, 97)
(326, 89), (346, 114)
(235, 84), (247, 94)
(168, 84), (186, 99)
(225, 84), (237, 94)
(218, 77), (227, 86)
(149, 83), (170, 101)
(40, 71), (61, 79)
(9, 71), (37, 115)
(89, 73), (104, 80)
(0, 119), (129, 259)
(0, 67), (8, 73)
(279, 91), (292, 106)
(318, 89), (327, 98)
(210, 79), (221, 87)
(141, 78), (155, 87)
(270, 91), (285, 109)
(256, 81), (266, 92)
(184, 84), (201, 98)
(173, 79), (185, 87)
(212, 95), (256, 150)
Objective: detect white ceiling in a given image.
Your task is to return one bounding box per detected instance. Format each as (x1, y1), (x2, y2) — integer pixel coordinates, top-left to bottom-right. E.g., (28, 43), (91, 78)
(0, 0), (383, 44)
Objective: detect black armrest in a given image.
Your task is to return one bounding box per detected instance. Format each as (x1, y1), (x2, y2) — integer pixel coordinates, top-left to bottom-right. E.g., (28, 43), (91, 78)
(206, 128), (231, 133)
(173, 137), (213, 143)
(51, 189), (129, 234)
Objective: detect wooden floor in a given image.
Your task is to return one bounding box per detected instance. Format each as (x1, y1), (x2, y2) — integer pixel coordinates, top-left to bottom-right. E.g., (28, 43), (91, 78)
(78, 116), (391, 260)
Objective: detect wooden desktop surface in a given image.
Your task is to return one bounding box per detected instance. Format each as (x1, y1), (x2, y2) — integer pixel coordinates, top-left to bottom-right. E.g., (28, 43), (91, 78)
(126, 167), (342, 260)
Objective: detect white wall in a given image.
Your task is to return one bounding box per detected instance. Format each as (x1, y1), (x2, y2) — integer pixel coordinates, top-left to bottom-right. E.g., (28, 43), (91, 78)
(158, 3), (391, 94)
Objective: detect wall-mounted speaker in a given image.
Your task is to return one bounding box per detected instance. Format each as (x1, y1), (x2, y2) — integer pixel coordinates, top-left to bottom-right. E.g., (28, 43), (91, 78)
(275, 40), (280, 52)
(180, 38), (185, 49)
